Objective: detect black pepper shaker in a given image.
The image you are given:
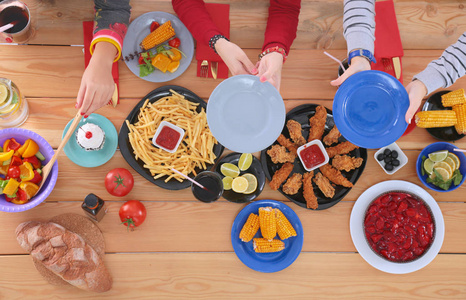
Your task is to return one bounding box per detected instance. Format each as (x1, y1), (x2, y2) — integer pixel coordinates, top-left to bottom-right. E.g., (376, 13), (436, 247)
(82, 193), (106, 222)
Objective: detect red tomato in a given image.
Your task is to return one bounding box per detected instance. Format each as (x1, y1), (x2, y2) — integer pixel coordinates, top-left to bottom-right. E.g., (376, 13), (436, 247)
(138, 55), (145, 65)
(119, 200), (147, 229)
(4, 194), (18, 202)
(168, 37), (180, 48)
(105, 168), (134, 197)
(7, 166), (20, 179)
(30, 170), (42, 185)
(23, 156), (41, 169)
(150, 21), (160, 32)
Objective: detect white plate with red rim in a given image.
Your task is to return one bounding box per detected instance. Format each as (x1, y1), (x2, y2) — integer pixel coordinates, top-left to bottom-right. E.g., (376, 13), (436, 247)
(350, 180), (444, 274)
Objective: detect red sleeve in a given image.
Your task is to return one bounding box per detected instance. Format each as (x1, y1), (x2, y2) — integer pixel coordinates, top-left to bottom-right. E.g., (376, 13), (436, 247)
(263, 0), (301, 55)
(172, 0), (223, 46)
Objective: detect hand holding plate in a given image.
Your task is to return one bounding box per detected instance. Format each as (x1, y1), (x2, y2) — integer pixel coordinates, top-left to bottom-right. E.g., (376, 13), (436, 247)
(256, 52), (283, 92)
(405, 80), (428, 123)
(331, 56), (371, 87)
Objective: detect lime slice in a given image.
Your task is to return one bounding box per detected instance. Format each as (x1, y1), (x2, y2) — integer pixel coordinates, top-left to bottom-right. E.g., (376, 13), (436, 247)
(448, 153), (460, 169)
(241, 173), (257, 194)
(433, 162), (453, 178)
(220, 163), (240, 178)
(423, 158), (435, 174)
(428, 150), (448, 163)
(222, 176), (233, 190)
(431, 167), (451, 181)
(0, 83), (8, 106)
(232, 176), (249, 193)
(238, 153), (253, 171)
(444, 156), (457, 171)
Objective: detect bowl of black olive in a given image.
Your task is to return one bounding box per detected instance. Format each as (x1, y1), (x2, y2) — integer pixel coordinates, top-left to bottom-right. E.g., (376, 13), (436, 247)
(374, 142), (408, 175)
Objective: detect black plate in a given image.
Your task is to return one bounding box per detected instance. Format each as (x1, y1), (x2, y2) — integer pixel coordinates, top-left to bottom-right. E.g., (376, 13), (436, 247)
(260, 104), (367, 210)
(214, 153), (266, 203)
(118, 85), (225, 190)
(422, 90), (465, 141)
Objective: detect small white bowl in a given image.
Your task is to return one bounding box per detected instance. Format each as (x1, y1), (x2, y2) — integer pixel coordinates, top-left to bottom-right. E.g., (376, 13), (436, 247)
(374, 142), (408, 175)
(152, 121), (185, 153)
(297, 139), (329, 172)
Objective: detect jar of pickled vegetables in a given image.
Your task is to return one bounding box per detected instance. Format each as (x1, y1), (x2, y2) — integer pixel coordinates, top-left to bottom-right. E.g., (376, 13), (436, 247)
(0, 78), (28, 128)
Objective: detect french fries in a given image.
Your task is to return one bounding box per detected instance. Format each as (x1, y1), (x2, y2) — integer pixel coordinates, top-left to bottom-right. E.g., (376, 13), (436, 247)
(126, 90), (218, 182)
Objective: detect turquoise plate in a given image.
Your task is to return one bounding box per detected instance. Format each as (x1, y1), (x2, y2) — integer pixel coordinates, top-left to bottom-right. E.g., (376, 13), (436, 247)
(63, 113), (118, 168)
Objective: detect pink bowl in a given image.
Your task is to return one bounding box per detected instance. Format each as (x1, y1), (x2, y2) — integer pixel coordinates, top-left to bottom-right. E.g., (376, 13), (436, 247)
(0, 128), (58, 212)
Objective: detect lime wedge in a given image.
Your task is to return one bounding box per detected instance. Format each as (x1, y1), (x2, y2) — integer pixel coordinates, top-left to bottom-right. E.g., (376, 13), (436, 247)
(423, 158), (435, 174)
(448, 153), (460, 169)
(428, 150), (448, 162)
(232, 176), (249, 193)
(431, 167), (451, 181)
(220, 163), (240, 178)
(222, 176), (233, 190)
(241, 173), (257, 194)
(238, 153), (253, 171)
(433, 162), (452, 178)
(444, 156), (457, 171)
(0, 83), (8, 105)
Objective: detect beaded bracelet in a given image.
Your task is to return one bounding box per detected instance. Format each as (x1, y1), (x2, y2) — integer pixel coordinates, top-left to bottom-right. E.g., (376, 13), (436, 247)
(258, 46), (288, 62)
(209, 34), (229, 54)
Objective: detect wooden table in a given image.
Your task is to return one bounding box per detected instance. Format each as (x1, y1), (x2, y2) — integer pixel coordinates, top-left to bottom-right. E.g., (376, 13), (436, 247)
(1, 0), (466, 298)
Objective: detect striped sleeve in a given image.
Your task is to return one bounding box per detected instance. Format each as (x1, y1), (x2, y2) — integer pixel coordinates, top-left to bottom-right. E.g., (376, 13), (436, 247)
(343, 0), (375, 54)
(414, 32), (466, 94)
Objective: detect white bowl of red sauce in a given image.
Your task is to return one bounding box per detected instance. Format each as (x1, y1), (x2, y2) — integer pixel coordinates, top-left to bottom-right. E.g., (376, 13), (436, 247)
(297, 139), (329, 172)
(152, 121), (185, 153)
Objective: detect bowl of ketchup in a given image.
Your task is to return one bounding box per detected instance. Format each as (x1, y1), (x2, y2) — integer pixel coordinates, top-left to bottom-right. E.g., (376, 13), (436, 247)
(152, 120), (185, 153)
(297, 139), (329, 172)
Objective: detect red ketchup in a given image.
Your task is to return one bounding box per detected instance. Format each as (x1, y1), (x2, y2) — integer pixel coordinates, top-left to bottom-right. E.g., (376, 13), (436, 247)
(364, 192), (434, 262)
(156, 126), (181, 150)
(299, 144), (325, 169)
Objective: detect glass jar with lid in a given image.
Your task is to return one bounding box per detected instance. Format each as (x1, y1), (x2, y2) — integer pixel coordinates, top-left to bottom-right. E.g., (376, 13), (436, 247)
(0, 78), (29, 128)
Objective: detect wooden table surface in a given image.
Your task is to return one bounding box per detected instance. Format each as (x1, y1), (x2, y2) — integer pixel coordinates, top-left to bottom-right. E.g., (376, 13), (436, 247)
(1, 0), (466, 299)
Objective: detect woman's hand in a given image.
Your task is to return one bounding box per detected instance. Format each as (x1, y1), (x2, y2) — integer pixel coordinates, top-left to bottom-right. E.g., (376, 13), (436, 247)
(256, 52), (283, 91)
(330, 56), (371, 86)
(405, 80), (428, 123)
(215, 38), (257, 76)
(76, 41), (117, 118)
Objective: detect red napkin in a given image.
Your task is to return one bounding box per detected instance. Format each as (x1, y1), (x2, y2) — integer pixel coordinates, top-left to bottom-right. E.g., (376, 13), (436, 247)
(372, 0), (404, 83)
(83, 21), (119, 105)
(195, 3), (230, 79)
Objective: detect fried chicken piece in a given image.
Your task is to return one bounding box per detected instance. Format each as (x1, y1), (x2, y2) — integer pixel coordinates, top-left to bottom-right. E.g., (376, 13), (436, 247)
(267, 145), (296, 164)
(332, 155), (364, 172)
(277, 134), (298, 156)
(282, 173), (303, 195)
(319, 164), (353, 188)
(303, 172), (318, 209)
(323, 125), (341, 146)
(308, 105), (327, 141)
(269, 162), (294, 190)
(313, 172), (335, 198)
(286, 119), (306, 147)
(326, 141), (359, 158)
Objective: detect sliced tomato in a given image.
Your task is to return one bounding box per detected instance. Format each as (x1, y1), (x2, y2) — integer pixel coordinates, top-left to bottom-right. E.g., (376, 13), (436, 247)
(23, 156), (41, 169)
(150, 21), (160, 32)
(4, 194), (18, 202)
(30, 170), (42, 185)
(138, 55), (145, 65)
(168, 37), (181, 48)
(12, 189), (28, 204)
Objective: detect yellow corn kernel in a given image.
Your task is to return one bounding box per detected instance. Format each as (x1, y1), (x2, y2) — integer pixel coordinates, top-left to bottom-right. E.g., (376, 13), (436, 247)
(441, 89), (466, 107)
(253, 238), (285, 253)
(415, 110), (457, 128)
(140, 21), (176, 50)
(239, 213), (260, 242)
(275, 209), (297, 240)
(453, 104), (466, 134)
(259, 207), (276, 241)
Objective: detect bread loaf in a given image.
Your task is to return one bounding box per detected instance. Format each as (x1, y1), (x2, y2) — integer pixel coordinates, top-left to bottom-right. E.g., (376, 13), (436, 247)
(16, 221), (112, 293)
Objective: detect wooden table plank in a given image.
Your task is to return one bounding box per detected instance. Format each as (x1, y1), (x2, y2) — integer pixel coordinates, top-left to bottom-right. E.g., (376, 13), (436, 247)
(0, 252), (465, 299)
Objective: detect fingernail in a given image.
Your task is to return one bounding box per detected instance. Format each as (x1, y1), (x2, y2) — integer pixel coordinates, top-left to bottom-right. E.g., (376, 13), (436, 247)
(80, 112), (85, 116)
(408, 119), (411, 124)
(251, 68), (257, 73)
(75, 103), (78, 109)
(84, 115), (88, 118)
(260, 76), (266, 82)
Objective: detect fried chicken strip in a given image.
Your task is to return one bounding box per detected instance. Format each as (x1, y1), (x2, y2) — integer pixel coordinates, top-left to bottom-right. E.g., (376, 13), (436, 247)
(308, 105), (327, 141)
(286, 119), (306, 146)
(323, 125), (341, 146)
(319, 164), (353, 188)
(303, 172), (318, 209)
(267, 145), (296, 164)
(313, 172), (335, 198)
(326, 141), (359, 158)
(282, 173), (303, 195)
(332, 155), (364, 172)
(277, 134), (298, 156)
(269, 162), (294, 190)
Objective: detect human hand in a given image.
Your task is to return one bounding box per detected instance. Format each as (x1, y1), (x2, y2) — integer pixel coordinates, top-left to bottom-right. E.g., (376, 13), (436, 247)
(256, 52), (283, 91)
(76, 42), (117, 117)
(330, 56), (371, 86)
(405, 80), (428, 123)
(215, 38), (257, 76)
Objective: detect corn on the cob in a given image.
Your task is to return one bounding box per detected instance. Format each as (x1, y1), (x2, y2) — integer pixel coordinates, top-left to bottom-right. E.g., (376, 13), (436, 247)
(140, 20), (175, 50)
(441, 89), (466, 107)
(253, 238), (285, 253)
(415, 110), (457, 128)
(453, 104), (466, 134)
(275, 209), (297, 240)
(259, 207), (276, 241)
(239, 213), (260, 242)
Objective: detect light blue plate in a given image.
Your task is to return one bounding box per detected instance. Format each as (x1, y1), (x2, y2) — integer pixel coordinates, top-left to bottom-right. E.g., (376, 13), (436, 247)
(333, 71), (409, 149)
(207, 75), (285, 153)
(122, 11), (194, 83)
(63, 114), (118, 168)
(231, 200), (303, 273)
